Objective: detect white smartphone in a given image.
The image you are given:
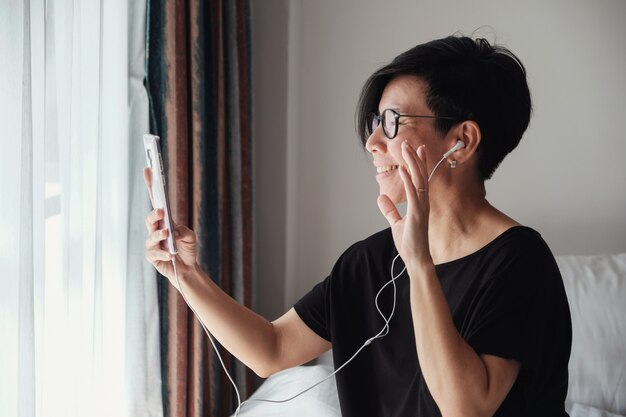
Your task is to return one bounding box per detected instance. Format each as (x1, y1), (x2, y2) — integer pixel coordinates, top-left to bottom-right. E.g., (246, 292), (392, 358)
(143, 134), (177, 255)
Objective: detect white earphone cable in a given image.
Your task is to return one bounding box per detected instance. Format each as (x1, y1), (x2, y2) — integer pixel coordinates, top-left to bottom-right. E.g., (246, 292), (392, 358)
(168, 150), (450, 415)
(428, 154), (448, 183)
(171, 258), (243, 411)
(171, 253), (406, 416)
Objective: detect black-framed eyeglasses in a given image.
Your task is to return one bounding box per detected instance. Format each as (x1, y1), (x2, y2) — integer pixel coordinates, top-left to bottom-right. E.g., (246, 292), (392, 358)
(367, 108), (457, 139)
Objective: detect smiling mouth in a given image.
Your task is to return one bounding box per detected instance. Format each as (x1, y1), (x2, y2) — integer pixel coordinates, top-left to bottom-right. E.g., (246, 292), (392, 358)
(376, 165), (399, 174)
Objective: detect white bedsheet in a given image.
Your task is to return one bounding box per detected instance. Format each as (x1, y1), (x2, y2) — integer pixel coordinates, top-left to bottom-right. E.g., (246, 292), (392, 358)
(232, 365), (340, 417)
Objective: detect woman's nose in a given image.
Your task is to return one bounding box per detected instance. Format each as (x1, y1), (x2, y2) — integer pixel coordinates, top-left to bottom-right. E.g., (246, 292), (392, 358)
(365, 127), (387, 154)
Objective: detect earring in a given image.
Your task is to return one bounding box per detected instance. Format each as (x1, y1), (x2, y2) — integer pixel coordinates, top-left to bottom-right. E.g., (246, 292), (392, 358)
(450, 160), (457, 169)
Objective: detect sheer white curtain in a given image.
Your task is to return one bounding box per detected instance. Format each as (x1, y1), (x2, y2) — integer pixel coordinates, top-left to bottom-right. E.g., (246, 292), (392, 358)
(0, 1), (162, 416)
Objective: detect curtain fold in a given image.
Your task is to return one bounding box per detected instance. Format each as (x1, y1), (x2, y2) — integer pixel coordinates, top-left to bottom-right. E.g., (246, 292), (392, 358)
(146, 1), (254, 416)
(0, 1), (162, 416)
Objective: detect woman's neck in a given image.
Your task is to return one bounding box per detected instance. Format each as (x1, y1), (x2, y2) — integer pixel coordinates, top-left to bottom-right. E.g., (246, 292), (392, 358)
(427, 184), (518, 265)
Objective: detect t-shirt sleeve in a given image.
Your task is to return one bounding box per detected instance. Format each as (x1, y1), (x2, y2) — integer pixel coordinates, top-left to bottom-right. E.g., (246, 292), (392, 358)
(293, 275), (332, 341)
(462, 239), (566, 380)
(293, 240), (364, 343)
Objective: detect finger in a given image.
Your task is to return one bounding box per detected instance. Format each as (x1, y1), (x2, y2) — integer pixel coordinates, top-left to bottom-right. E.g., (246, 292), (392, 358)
(145, 228), (169, 250)
(416, 145), (429, 199)
(145, 208), (164, 233)
(415, 145), (428, 180)
(377, 194), (402, 226)
(398, 165), (419, 211)
(401, 141), (419, 182)
(146, 248), (172, 263)
(402, 142), (428, 199)
(405, 143), (427, 196)
(414, 145), (428, 183)
(143, 167), (155, 207)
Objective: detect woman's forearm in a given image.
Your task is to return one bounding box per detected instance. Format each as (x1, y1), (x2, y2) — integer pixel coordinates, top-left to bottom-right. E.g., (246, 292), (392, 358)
(407, 262), (517, 417)
(176, 264), (279, 377)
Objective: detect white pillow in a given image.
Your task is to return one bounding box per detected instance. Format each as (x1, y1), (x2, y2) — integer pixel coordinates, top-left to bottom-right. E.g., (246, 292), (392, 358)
(557, 254), (626, 415)
(232, 365), (341, 417)
(568, 402), (626, 417)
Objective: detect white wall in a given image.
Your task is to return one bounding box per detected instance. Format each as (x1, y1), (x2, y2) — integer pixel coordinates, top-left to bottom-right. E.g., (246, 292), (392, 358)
(252, 0), (626, 317)
(251, 0), (289, 320)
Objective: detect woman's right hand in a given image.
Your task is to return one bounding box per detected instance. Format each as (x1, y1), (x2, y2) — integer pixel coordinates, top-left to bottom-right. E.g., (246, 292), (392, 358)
(143, 167), (199, 289)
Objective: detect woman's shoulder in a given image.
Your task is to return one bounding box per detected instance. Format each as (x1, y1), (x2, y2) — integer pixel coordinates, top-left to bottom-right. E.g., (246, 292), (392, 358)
(362, 227), (395, 248)
(338, 227), (393, 255)
(452, 225), (551, 263)
(330, 228), (395, 273)
(488, 225), (543, 247)
(437, 225), (560, 287)
(486, 225), (554, 260)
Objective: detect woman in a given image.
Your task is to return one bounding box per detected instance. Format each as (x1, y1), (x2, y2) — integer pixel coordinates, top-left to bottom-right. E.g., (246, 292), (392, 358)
(145, 36), (572, 416)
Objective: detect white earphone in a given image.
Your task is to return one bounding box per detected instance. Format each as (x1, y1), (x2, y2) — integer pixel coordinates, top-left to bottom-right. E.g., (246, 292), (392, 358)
(427, 140), (466, 182)
(443, 140), (466, 158)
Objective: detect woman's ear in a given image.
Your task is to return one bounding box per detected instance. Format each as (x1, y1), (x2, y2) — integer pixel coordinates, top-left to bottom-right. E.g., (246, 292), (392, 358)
(446, 120), (481, 166)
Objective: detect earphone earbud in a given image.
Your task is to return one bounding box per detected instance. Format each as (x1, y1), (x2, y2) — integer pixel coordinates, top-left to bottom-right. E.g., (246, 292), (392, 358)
(442, 140), (466, 158)
(427, 140), (466, 182)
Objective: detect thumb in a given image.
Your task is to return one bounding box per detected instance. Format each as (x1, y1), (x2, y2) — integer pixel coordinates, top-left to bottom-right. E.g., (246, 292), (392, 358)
(377, 194), (401, 226)
(174, 224), (196, 244)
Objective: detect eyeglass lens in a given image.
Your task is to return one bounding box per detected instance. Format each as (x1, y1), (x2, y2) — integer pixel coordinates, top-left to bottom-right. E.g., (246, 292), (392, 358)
(369, 109), (398, 139)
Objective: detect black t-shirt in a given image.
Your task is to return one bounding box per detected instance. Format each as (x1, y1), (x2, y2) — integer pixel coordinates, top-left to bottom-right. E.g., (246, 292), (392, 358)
(294, 226), (572, 417)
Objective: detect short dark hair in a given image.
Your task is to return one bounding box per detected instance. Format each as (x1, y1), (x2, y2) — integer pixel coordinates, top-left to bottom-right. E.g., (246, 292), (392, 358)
(356, 35), (532, 180)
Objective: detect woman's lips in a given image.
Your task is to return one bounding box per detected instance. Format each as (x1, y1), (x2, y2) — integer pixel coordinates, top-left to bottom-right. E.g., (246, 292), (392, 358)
(376, 165), (399, 174)
(375, 165), (399, 181)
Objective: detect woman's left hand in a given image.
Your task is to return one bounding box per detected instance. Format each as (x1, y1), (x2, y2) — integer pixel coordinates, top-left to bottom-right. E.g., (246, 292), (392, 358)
(377, 141), (433, 269)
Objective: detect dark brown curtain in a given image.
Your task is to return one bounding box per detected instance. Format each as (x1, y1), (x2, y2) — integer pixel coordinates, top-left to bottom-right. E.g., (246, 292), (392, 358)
(145, 0), (254, 416)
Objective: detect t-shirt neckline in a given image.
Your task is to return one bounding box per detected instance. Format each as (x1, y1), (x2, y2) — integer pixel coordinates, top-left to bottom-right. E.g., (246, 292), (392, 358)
(432, 225), (533, 268)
